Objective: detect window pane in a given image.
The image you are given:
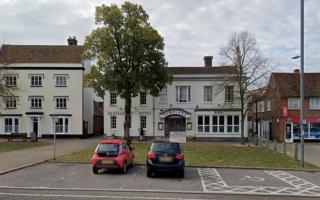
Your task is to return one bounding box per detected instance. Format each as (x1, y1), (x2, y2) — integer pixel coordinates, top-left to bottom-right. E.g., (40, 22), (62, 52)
(198, 116), (203, 125)
(198, 126), (203, 132)
(234, 126), (239, 132)
(227, 126), (233, 132)
(212, 126), (218, 132)
(212, 116), (217, 125)
(227, 116), (233, 125)
(204, 116), (210, 125)
(234, 116), (239, 125)
(219, 126), (224, 132)
(219, 116), (224, 125)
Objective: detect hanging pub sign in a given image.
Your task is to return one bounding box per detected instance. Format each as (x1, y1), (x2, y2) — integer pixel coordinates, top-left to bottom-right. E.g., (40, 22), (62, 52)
(159, 108), (191, 118)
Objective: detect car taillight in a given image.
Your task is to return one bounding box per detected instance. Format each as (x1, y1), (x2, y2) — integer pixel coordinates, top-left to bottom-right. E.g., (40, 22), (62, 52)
(176, 153), (184, 160)
(147, 152), (156, 159)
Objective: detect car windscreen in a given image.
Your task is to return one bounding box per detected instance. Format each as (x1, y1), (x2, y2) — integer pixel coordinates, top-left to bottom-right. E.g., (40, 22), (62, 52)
(97, 144), (120, 153)
(150, 142), (181, 154)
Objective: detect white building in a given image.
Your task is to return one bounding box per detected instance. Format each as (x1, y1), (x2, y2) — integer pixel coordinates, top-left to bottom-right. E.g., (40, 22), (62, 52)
(0, 38), (95, 137)
(104, 56), (248, 140)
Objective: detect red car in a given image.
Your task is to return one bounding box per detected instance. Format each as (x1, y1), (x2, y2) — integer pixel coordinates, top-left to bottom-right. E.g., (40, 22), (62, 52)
(92, 139), (134, 174)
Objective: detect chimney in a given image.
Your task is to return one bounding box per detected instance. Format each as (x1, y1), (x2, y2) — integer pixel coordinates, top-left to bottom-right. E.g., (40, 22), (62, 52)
(204, 56), (213, 67)
(67, 36), (77, 46)
(293, 69), (300, 73)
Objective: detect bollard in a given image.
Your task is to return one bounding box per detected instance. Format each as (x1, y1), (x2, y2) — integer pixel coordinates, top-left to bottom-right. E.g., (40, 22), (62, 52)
(273, 140), (277, 152)
(294, 143), (298, 160)
(282, 142), (286, 155)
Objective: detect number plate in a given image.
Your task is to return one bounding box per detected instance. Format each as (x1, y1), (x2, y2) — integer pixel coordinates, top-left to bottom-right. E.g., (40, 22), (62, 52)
(101, 160), (113, 164)
(159, 156), (173, 163)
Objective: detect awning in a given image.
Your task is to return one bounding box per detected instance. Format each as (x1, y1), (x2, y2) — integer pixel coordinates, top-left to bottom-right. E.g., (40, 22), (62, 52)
(287, 117), (320, 123)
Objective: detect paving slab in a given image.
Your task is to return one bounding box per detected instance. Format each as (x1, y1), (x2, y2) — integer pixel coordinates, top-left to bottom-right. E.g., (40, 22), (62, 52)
(0, 137), (102, 174)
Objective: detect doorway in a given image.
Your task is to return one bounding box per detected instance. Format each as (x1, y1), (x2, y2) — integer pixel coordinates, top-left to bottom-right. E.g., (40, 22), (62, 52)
(164, 115), (186, 137)
(32, 117), (39, 137)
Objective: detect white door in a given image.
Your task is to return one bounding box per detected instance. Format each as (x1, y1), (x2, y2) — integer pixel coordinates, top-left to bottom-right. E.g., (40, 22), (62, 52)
(285, 122), (293, 143)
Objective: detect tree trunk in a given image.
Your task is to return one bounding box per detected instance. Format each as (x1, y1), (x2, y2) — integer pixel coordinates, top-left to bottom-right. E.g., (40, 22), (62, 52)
(241, 112), (245, 145)
(124, 96), (132, 140)
(240, 100), (245, 145)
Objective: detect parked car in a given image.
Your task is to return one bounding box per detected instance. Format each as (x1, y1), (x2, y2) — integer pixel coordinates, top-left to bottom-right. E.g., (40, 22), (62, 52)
(146, 140), (185, 178)
(92, 139), (134, 174)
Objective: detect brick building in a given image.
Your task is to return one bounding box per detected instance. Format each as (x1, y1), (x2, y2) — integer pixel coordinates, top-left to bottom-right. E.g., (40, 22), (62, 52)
(248, 70), (320, 142)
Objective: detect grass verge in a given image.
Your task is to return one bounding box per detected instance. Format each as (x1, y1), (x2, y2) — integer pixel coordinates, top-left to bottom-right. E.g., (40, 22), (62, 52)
(57, 141), (318, 170)
(0, 141), (51, 154)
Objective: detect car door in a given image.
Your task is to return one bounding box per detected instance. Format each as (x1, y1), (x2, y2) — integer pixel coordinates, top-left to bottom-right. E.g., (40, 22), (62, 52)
(123, 142), (134, 164)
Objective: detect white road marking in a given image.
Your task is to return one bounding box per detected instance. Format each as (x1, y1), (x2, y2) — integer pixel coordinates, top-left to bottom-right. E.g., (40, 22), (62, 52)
(265, 170), (319, 189)
(240, 176), (265, 182)
(0, 192), (212, 200)
(197, 168), (320, 197)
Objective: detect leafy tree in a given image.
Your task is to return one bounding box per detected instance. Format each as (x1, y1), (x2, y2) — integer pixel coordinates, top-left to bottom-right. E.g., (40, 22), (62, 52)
(219, 30), (272, 144)
(83, 2), (172, 139)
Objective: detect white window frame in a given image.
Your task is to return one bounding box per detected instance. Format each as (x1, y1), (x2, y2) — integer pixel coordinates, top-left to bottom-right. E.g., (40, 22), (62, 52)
(4, 75), (18, 87)
(288, 98), (300, 109)
(30, 96), (43, 109)
(55, 97), (68, 109)
(30, 75), (43, 87)
(140, 116), (147, 129)
(258, 101), (265, 112)
(267, 100), (271, 112)
(310, 98), (320, 110)
(204, 85), (213, 102)
(225, 85), (234, 102)
(54, 117), (69, 134)
(140, 91), (147, 105)
(159, 87), (167, 104)
(176, 86), (191, 103)
(4, 117), (19, 134)
(5, 97), (17, 108)
(212, 115), (225, 133)
(111, 116), (117, 129)
(110, 92), (117, 105)
(227, 115), (240, 133)
(197, 115), (210, 133)
(55, 74), (68, 87)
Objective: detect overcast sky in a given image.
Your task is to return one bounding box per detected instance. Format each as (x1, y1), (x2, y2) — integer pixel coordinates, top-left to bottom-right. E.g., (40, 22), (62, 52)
(0, 0), (319, 72)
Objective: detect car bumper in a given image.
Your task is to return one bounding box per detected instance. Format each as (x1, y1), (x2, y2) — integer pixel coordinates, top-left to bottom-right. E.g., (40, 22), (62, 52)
(93, 160), (121, 169)
(147, 159), (184, 172)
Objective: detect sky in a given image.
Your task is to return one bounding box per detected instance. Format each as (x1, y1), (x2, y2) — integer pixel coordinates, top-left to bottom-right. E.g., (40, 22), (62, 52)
(0, 0), (319, 72)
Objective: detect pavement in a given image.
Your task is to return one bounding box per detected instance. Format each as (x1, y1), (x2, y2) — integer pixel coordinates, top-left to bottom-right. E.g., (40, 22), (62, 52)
(0, 136), (102, 174)
(0, 162), (320, 199)
(258, 140), (320, 167)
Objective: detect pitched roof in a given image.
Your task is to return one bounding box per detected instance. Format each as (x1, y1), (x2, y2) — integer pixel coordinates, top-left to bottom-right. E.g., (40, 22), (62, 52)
(271, 73), (320, 97)
(167, 66), (238, 74)
(0, 44), (84, 64)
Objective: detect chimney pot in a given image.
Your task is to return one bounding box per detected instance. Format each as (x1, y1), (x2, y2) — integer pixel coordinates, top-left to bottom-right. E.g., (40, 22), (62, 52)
(67, 36), (77, 46)
(204, 56), (213, 67)
(294, 69), (300, 73)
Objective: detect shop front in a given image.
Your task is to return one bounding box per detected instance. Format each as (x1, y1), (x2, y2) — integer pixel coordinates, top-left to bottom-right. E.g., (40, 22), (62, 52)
(285, 117), (320, 142)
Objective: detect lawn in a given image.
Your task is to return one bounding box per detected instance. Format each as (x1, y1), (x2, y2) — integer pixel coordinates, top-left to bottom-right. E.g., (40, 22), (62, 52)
(57, 141), (318, 169)
(0, 141), (51, 153)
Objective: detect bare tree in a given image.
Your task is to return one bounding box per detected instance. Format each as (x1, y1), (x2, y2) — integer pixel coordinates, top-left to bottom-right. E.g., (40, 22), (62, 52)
(219, 30), (272, 144)
(0, 45), (16, 106)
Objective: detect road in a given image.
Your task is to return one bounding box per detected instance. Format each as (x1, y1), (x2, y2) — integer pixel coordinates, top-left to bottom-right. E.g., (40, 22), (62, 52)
(0, 162), (319, 199)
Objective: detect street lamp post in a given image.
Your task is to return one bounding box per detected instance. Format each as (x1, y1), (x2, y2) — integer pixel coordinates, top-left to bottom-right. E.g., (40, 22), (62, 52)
(292, 0), (304, 167)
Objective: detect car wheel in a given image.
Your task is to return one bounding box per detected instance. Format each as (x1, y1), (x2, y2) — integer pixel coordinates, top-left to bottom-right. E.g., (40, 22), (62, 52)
(147, 169), (153, 178)
(177, 169), (184, 178)
(92, 167), (99, 174)
(122, 161), (127, 174)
